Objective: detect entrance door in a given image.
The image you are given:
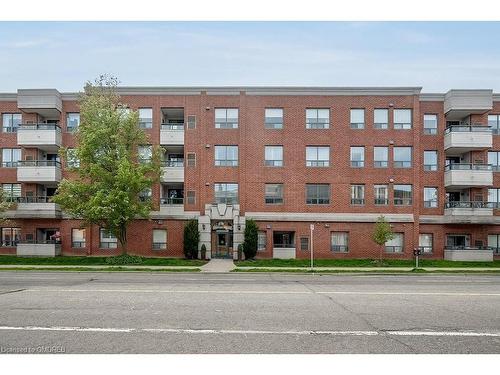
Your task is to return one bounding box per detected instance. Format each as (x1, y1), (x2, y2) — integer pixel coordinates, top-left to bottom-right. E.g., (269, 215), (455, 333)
(212, 230), (233, 258)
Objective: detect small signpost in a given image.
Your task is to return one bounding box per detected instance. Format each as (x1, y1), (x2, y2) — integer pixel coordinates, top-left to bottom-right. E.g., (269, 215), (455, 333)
(310, 224), (315, 272)
(413, 247), (422, 269)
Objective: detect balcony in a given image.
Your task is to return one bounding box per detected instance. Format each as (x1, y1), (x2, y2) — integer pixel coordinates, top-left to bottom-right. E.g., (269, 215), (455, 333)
(444, 89), (493, 121)
(12, 196), (62, 218)
(444, 201), (493, 217)
(17, 160), (62, 183)
(16, 241), (61, 257)
(161, 160), (184, 182)
(17, 124), (62, 151)
(272, 244), (296, 259)
(160, 123), (184, 145)
(444, 125), (492, 154)
(444, 246), (493, 262)
(160, 197), (185, 215)
(444, 163), (492, 188)
(17, 89), (62, 118)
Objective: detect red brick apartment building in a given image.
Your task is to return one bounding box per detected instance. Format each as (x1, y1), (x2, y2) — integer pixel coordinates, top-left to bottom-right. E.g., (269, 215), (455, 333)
(1, 87), (500, 261)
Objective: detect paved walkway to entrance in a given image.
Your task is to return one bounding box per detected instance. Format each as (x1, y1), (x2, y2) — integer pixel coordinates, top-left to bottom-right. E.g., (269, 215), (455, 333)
(201, 259), (236, 273)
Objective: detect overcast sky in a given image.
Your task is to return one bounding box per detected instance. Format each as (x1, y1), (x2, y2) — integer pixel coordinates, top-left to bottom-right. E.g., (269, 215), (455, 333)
(0, 21), (499, 92)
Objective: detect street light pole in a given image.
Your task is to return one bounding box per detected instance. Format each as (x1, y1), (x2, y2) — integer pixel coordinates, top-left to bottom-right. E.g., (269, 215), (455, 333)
(310, 224), (314, 272)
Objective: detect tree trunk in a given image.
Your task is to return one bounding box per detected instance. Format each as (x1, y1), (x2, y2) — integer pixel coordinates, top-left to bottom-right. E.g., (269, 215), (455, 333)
(118, 225), (127, 255)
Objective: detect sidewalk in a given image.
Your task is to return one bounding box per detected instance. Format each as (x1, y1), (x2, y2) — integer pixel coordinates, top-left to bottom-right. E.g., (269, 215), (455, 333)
(201, 259), (236, 273)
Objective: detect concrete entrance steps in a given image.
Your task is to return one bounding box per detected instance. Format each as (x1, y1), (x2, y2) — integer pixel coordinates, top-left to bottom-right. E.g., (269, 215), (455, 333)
(201, 259), (236, 273)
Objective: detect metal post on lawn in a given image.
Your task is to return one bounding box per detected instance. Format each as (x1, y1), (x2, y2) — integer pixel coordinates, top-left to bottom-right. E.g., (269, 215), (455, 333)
(413, 247), (421, 269)
(310, 223), (314, 272)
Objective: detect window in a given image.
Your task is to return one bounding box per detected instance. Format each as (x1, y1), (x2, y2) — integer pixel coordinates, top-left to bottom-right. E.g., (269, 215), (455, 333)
(2, 183), (21, 201)
(139, 108), (153, 129)
(66, 113), (80, 132)
(374, 184), (389, 205)
(350, 146), (365, 167)
(488, 188), (500, 208)
(306, 146), (330, 167)
(100, 228), (117, 249)
(187, 115), (196, 129)
(373, 146), (388, 168)
(423, 114), (438, 135)
(152, 229), (167, 250)
(393, 147), (412, 168)
(393, 109), (412, 129)
(331, 232), (349, 253)
(2, 113), (21, 133)
(187, 153), (196, 167)
(257, 231), (267, 251)
(139, 188), (152, 202)
(66, 148), (80, 168)
(424, 151), (438, 171)
(300, 237), (309, 251)
(187, 190), (196, 205)
(394, 184), (412, 206)
(265, 146), (283, 167)
(71, 229), (86, 248)
(273, 231), (295, 248)
(488, 234), (500, 254)
(489, 115), (500, 135)
(488, 151), (500, 171)
(265, 183), (284, 204)
(351, 184), (365, 205)
(1, 227), (21, 247)
(214, 183), (238, 204)
(424, 187), (438, 208)
(419, 234), (433, 254)
(215, 108), (238, 129)
(385, 233), (404, 253)
(350, 109), (365, 129)
(374, 109), (388, 129)
(306, 184), (330, 205)
(138, 145), (152, 163)
(215, 145), (239, 166)
(306, 108), (329, 129)
(1, 148), (21, 167)
(265, 108), (283, 129)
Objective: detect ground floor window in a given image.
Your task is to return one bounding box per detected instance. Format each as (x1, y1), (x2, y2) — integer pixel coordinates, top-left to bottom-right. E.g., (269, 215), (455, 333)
(488, 234), (500, 254)
(152, 229), (167, 250)
(1, 227), (20, 247)
(331, 232), (349, 252)
(300, 237), (309, 251)
(100, 228), (118, 249)
(257, 231), (267, 251)
(385, 233), (404, 253)
(71, 228), (86, 248)
(273, 231), (295, 248)
(419, 233), (433, 253)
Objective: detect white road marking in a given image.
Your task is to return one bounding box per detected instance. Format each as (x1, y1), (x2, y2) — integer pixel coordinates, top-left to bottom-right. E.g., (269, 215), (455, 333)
(24, 289), (500, 297)
(0, 325), (499, 338)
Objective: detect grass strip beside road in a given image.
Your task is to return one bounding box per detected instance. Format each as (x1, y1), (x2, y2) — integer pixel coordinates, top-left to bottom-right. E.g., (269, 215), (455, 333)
(235, 259), (500, 268)
(0, 255), (206, 267)
(0, 267), (201, 272)
(233, 268), (500, 274)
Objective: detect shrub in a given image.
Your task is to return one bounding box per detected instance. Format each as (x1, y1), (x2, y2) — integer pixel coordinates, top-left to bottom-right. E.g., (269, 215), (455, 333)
(243, 219), (259, 260)
(183, 219), (200, 259)
(105, 254), (144, 265)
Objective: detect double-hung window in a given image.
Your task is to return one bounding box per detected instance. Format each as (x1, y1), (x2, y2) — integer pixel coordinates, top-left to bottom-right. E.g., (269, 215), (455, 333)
(350, 146), (365, 168)
(386, 233), (404, 253)
(215, 145), (239, 167)
(423, 187), (438, 208)
(350, 109), (365, 129)
(393, 147), (412, 168)
(419, 234), (433, 254)
(306, 146), (329, 167)
(424, 151), (438, 171)
(306, 109), (329, 129)
(1, 227), (21, 247)
(351, 184), (365, 205)
(71, 229), (86, 248)
(423, 114), (438, 135)
(152, 229), (167, 250)
(488, 188), (500, 209)
(265, 146), (283, 167)
(139, 108), (153, 129)
(214, 183), (238, 204)
(373, 146), (388, 168)
(100, 228), (117, 249)
(2, 183), (21, 202)
(394, 184), (412, 206)
(1, 148), (21, 168)
(306, 184), (330, 205)
(215, 108), (238, 129)
(265, 108), (283, 129)
(374, 184), (389, 205)
(374, 109), (388, 129)
(265, 183), (284, 204)
(138, 145), (152, 163)
(331, 232), (349, 252)
(66, 113), (80, 132)
(394, 109), (412, 129)
(2, 113), (21, 133)
(258, 231), (267, 251)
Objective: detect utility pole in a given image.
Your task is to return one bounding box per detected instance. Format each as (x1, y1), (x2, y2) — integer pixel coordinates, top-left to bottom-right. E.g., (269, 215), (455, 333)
(310, 223), (314, 272)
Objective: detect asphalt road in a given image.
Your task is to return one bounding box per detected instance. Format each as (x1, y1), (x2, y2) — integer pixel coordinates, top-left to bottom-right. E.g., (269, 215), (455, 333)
(1, 271), (500, 354)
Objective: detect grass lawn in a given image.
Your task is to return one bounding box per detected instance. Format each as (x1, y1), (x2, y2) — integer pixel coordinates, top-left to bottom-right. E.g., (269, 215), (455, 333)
(232, 268), (500, 274)
(235, 258), (500, 268)
(0, 255), (207, 267)
(0, 267), (201, 272)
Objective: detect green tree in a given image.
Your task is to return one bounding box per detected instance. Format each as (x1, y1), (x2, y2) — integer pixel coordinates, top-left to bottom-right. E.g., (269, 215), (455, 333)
(0, 190), (13, 224)
(242, 219), (259, 260)
(52, 75), (162, 255)
(183, 219), (200, 259)
(372, 215), (395, 261)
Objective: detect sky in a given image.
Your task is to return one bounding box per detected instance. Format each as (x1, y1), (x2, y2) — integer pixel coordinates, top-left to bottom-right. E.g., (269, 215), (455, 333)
(0, 21), (499, 93)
